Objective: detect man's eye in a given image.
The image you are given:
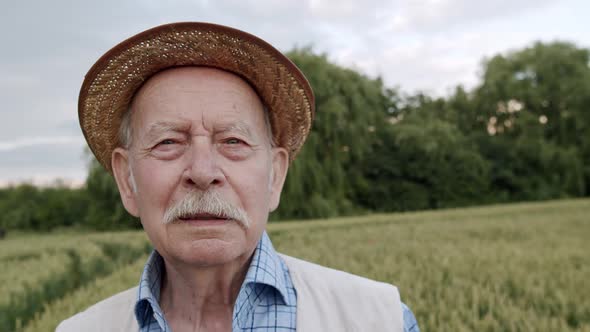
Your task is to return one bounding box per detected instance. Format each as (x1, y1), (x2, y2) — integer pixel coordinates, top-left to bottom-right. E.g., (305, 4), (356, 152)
(160, 139), (176, 145)
(225, 138), (243, 145)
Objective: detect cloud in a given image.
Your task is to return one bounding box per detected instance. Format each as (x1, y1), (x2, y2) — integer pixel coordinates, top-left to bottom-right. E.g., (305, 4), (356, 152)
(0, 173), (86, 188)
(385, 0), (560, 33)
(0, 0), (587, 184)
(307, 0), (391, 21)
(0, 136), (85, 152)
(0, 141), (88, 187)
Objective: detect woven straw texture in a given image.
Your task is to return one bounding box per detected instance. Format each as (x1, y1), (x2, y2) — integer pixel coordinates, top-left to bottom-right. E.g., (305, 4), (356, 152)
(79, 22), (315, 172)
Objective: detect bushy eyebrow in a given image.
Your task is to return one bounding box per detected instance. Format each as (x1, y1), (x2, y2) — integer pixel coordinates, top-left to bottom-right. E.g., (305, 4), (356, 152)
(216, 121), (255, 139)
(142, 120), (258, 141)
(144, 121), (190, 141)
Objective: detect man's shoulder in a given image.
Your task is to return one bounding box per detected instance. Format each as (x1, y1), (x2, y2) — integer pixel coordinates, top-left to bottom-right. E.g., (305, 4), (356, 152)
(279, 253), (405, 331)
(279, 253), (398, 293)
(55, 287), (138, 332)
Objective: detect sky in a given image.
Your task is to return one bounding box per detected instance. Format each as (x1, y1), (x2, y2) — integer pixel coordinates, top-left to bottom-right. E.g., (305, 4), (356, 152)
(1, 0), (588, 187)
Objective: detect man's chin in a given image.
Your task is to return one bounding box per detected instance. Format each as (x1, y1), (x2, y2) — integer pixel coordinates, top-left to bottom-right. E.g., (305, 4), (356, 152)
(168, 238), (248, 267)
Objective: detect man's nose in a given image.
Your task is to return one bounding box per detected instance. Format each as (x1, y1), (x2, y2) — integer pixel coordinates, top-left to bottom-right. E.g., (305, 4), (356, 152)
(183, 140), (225, 190)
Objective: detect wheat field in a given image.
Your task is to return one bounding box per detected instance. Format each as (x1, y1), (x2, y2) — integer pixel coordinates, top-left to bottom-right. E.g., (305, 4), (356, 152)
(2, 199), (589, 331)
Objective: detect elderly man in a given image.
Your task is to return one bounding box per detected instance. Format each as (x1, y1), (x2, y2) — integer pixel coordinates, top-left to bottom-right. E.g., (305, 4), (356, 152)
(58, 22), (419, 332)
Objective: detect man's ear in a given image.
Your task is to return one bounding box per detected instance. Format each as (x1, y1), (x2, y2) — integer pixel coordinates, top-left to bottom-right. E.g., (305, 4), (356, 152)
(111, 147), (139, 217)
(269, 147), (289, 212)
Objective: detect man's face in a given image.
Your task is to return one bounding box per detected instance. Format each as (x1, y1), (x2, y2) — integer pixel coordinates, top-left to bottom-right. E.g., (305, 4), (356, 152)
(111, 67), (288, 267)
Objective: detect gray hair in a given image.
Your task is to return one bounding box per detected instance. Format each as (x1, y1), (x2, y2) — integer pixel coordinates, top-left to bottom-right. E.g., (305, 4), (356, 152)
(162, 189), (250, 228)
(118, 105), (276, 149)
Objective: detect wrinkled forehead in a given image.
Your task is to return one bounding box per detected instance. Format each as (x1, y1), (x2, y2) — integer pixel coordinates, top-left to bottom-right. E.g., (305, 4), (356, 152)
(126, 66), (270, 139)
(132, 66), (265, 109)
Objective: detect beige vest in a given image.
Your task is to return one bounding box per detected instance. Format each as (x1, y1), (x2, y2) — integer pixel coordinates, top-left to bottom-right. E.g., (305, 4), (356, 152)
(56, 254), (403, 332)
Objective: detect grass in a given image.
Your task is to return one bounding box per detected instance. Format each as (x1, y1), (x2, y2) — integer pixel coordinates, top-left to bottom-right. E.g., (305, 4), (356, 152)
(22, 256), (149, 332)
(0, 232), (150, 331)
(270, 198), (590, 331)
(3, 198), (589, 331)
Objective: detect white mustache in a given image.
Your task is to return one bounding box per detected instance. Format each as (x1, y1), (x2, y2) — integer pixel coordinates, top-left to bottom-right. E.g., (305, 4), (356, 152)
(162, 190), (250, 228)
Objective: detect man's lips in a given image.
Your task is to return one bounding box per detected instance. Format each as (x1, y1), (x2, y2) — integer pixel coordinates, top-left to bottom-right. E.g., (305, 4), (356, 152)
(178, 213), (230, 224)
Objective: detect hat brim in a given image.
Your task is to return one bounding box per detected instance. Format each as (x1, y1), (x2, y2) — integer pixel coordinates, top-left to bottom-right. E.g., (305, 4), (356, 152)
(79, 22), (315, 173)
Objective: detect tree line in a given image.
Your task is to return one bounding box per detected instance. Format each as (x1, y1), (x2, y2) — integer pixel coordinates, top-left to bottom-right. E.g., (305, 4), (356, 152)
(1, 40), (588, 231)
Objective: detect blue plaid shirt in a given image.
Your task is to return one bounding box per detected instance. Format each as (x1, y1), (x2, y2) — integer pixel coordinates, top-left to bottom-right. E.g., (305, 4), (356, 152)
(135, 232), (420, 331)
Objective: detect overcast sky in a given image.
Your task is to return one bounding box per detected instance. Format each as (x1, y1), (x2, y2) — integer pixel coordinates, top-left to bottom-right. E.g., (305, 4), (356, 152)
(1, 0), (588, 186)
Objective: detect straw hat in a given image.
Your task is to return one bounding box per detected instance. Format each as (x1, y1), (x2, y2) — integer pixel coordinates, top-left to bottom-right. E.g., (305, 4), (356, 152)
(79, 22), (315, 173)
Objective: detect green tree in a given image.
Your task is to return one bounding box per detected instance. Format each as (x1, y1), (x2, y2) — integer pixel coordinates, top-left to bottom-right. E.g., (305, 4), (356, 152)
(476, 41), (590, 145)
(472, 41), (589, 196)
(357, 109), (490, 211)
(0, 184), (88, 231)
(84, 158), (139, 230)
(272, 48), (395, 219)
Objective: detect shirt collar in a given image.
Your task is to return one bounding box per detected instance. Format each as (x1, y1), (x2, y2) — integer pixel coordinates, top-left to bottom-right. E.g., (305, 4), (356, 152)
(134, 231), (293, 327)
(241, 231), (292, 305)
(135, 250), (166, 328)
